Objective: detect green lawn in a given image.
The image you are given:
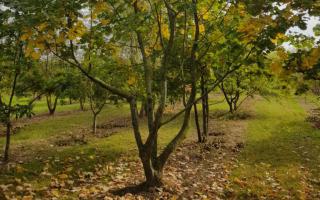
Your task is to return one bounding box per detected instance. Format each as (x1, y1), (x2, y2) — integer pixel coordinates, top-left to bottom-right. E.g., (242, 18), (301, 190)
(230, 97), (320, 199)
(16, 97), (83, 115)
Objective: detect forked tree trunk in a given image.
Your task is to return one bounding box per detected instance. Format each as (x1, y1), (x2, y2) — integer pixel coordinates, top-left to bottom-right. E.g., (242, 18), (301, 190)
(120, 0), (199, 188)
(139, 100), (147, 118)
(46, 95), (58, 115)
(220, 83), (235, 114)
(89, 95), (106, 135)
(228, 101), (234, 113)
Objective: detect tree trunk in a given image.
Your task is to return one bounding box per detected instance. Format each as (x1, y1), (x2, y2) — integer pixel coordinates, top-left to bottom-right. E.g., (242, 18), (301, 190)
(139, 100), (146, 118)
(3, 122), (11, 162)
(193, 103), (202, 142)
(141, 157), (163, 187)
(205, 91), (209, 132)
(233, 100), (237, 112)
(220, 83), (234, 114)
(80, 97), (86, 111)
(92, 113), (97, 134)
(47, 95), (58, 115)
(201, 74), (208, 142)
(3, 70), (18, 162)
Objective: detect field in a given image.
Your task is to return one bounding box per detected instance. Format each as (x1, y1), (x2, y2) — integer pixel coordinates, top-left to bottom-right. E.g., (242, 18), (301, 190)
(0, 94), (320, 199)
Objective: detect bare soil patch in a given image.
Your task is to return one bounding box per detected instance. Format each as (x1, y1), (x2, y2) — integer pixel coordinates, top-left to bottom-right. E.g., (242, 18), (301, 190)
(300, 98), (320, 129)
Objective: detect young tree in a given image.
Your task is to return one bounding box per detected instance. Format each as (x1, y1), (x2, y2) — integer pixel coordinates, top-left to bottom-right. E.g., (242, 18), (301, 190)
(0, 8), (33, 161)
(88, 83), (108, 134)
(219, 66), (276, 113)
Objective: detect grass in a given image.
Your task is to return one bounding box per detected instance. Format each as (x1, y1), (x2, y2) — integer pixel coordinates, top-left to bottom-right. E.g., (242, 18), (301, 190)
(0, 98), (202, 194)
(1, 95), (84, 115)
(230, 97), (320, 199)
(6, 92), (320, 199)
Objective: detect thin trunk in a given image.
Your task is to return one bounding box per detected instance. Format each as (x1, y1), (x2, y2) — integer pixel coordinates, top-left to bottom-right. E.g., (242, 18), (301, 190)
(28, 92), (44, 106)
(47, 95), (58, 115)
(201, 74), (208, 142)
(4, 70), (19, 162)
(229, 101), (234, 113)
(156, 0), (199, 174)
(80, 97), (85, 111)
(139, 100), (146, 118)
(205, 91), (209, 130)
(89, 95), (106, 135)
(52, 96), (58, 114)
(4, 122), (11, 162)
(128, 98), (162, 186)
(220, 83), (234, 113)
(194, 103), (202, 142)
(92, 113), (97, 134)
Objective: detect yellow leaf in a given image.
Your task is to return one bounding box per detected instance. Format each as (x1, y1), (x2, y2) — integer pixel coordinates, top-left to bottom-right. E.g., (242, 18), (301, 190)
(20, 30), (33, 41)
(31, 51), (41, 60)
(161, 24), (170, 39)
(203, 12), (209, 20)
(270, 62), (283, 75)
(35, 42), (45, 51)
(67, 20), (87, 40)
(271, 33), (288, 45)
(66, 166), (73, 172)
(22, 196), (33, 200)
(51, 189), (60, 197)
(171, 195), (177, 200)
(16, 165), (24, 173)
(234, 177), (247, 187)
(127, 76), (137, 85)
(37, 22), (48, 31)
(56, 32), (66, 44)
(199, 24), (205, 33)
(154, 42), (162, 51)
(58, 174), (68, 179)
(93, 2), (108, 16)
(100, 19), (110, 25)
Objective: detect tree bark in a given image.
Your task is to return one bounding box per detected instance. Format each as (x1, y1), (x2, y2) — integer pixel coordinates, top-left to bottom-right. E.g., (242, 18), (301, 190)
(201, 73), (208, 142)
(80, 97), (86, 111)
(92, 113), (97, 134)
(194, 103), (202, 142)
(139, 100), (146, 118)
(3, 70), (18, 162)
(47, 95), (58, 115)
(4, 121), (12, 162)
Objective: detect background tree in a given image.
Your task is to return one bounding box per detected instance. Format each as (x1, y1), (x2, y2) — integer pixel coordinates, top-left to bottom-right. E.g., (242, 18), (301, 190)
(0, 7), (34, 161)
